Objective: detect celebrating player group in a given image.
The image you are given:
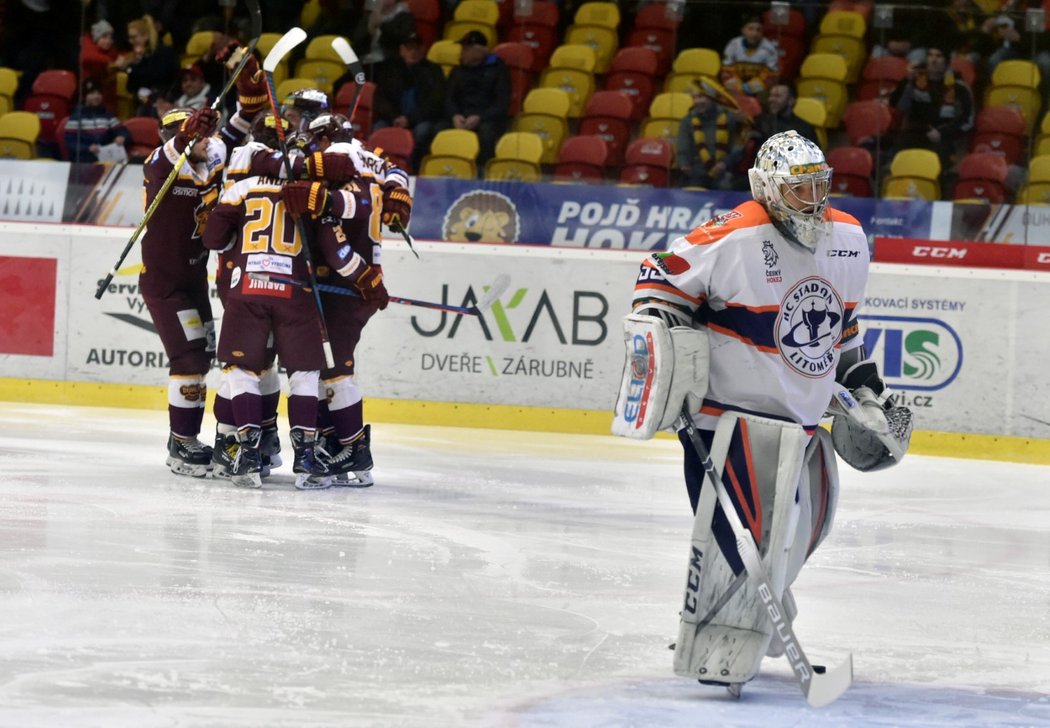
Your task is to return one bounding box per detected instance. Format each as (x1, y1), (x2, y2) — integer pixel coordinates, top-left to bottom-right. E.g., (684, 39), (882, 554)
(119, 18), (411, 491)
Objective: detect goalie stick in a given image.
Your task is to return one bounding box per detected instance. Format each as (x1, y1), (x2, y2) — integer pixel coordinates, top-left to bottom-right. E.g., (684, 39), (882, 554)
(95, 0), (262, 300)
(677, 404), (853, 708)
(260, 26), (336, 368)
(248, 272), (511, 316)
(329, 37), (419, 258)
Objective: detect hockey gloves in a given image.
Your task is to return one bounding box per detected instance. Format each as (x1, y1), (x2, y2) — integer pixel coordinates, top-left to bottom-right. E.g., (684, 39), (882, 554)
(381, 183), (413, 229)
(306, 152), (357, 184)
(282, 181), (331, 220)
(220, 43), (268, 115)
(351, 263), (389, 310)
(174, 107), (219, 151)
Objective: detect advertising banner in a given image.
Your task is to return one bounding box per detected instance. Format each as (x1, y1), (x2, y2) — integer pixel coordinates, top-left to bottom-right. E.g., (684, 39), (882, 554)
(409, 179), (934, 249)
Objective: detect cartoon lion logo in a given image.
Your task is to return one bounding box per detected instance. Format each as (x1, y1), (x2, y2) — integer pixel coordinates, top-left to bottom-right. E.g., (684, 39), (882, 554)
(442, 190), (520, 243)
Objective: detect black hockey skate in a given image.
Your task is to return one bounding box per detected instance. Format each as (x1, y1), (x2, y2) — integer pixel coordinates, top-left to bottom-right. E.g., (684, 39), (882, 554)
(290, 429), (332, 490)
(166, 433), (213, 477)
(210, 432), (239, 480)
(323, 425), (374, 487)
(229, 427), (263, 489)
(260, 424), (282, 477)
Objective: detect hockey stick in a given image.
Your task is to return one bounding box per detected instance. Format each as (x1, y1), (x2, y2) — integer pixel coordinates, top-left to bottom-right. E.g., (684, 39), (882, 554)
(248, 272), (510, 316)
(329, 37), (418, 258)
(677, 405), (853, 708)
(95, 0), (262, 300)
(261, 27), (335, 369)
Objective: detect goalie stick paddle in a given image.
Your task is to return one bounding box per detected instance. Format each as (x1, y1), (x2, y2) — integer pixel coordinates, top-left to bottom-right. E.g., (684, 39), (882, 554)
(261, 27), (336, 368)
(677, 405), (853, 708)
(249, 272), (510, 317)
(95, 0), (263, 300)
(329, 37), (418, 257)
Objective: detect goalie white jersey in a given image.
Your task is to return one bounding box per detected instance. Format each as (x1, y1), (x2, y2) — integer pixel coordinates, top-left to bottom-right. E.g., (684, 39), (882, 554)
(633, 200), (870, 433)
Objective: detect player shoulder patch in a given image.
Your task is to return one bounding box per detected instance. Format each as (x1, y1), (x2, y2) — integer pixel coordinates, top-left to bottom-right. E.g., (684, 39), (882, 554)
(703, 210), (743, 228)
(652, 250), (690, 275)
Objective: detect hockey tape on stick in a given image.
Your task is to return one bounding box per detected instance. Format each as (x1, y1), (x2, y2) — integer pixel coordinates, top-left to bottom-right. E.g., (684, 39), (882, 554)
(248, 272), (505, 317)
(677, 404), (853, 707)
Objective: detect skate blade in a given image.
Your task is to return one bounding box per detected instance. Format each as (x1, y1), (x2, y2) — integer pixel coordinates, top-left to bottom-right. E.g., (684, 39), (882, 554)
(294, 473), (333, 490)
(231, 472), (262, 489)
(331, 470), (374, 488)
(166, 457), (210, 478)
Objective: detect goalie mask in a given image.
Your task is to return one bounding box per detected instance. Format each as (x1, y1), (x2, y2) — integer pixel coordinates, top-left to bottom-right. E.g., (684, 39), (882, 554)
(748, 130), (832, 251)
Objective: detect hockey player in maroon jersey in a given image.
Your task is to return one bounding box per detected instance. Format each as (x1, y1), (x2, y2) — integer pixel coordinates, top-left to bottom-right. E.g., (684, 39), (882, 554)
(203, 145), (387, 488)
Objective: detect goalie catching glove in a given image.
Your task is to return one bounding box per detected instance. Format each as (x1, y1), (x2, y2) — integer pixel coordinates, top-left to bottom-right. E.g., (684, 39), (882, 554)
(305, 152), (357, 184)
(828, 356), (913, 471)
(381, 183), (413, 228)
(281, 181), (331, 220)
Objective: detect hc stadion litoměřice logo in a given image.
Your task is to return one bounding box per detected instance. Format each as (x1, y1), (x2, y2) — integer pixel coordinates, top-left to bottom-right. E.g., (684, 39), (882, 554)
(776, 276), (844, 378)
(859, 315), (963, 391)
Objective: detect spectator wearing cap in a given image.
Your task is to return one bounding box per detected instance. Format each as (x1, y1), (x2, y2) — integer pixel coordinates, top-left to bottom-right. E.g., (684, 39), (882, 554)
(174, 64), (214, 110)
(720, 15), (780, 97)
(888, 40), (974, 172)
(64, 80), (129, 163)
(373, 32), (447, 169)
(352, 0), (416, 66)
(441, 30), (511, 171)
(80, 19), (122, 113)
(676, 76), (745, 189)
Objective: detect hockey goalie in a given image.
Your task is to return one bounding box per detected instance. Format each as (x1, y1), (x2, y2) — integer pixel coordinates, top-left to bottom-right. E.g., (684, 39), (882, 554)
(611, 131), (914, 702)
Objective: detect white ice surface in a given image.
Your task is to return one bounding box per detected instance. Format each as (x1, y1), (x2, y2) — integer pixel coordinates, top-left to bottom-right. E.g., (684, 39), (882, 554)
(0, 402), (1047, 727)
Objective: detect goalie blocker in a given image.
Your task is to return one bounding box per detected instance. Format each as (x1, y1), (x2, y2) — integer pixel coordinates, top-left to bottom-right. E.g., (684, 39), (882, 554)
(611, 313), (709, 440)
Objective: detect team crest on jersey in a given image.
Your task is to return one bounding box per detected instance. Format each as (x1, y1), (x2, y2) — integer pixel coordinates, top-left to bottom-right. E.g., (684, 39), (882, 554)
(703, 210), (742, 228)
(776, 276), (843, 378)
(762, 240), (782, 282)
(653, 251), (690, 275)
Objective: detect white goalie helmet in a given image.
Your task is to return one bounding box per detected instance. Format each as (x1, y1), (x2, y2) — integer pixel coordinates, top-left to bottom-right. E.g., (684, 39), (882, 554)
(748, 130), (832, 251)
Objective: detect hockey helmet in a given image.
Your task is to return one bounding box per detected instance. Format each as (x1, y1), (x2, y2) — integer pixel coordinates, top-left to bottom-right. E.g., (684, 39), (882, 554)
(281, 87), (329, 129)
(748, 130), (832, 251)
(287, 129), (317, 155)
(159, 107), (194, 143)
(250, 111), (290, 149)
(305, 112), (355, 145)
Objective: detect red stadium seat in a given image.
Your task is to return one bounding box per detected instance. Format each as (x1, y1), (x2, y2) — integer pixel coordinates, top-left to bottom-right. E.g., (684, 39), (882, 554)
(619, 137), (672, 187)
(407, 0), (441, 48)
(493, 42), (535, 116)
(506, 1), (559, 73)
(842, 100), (893, 147)
(953, 151), (1009, 202)
(604, 46), (659, 122)
(856, 55), (908, 102)
(624, 26), (675, 76)
(54, 115), (69, 160)
(553, 134), (608, 182)
(335, 81), (376, 139)
(123, 116), (160, 162)
(970, 105), (1027, 165)
(368, 126), (415, 172)
(578, 90), (633, 166)
(31, 70), (77, 100)
(827, 145), (874, 197)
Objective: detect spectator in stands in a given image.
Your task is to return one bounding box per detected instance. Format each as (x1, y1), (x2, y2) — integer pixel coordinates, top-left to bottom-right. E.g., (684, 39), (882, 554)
(173, 63), (214, 110)
(352, 0), (416, 66)
(676, 77), (745, 190)
(442, 30), (511, 171)
(888, 41), (975, 171)
(982, 13), (1023, 72)
(870, 26), (926, 66)
(720, 15), (780, 97)
(115, 15), (180, 117)
(81, 20), (122, 108)
(373, 32), (446, 169)
(65, 79), (129, 163)
(749, 82), (818, 148)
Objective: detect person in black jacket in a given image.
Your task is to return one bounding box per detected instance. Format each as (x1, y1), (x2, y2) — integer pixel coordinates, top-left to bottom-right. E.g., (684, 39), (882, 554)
(442, 30), (511, 170)
(373, 32), (447, 169)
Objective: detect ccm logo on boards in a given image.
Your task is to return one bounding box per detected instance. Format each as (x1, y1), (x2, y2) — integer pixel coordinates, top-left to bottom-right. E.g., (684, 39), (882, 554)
(912, 246), (967, 259)
(1038, 252), (1050, 264)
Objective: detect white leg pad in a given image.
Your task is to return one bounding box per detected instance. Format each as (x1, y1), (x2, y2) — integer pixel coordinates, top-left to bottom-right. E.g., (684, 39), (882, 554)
(673, 412), (808, 684)
(786, 427), (840, 586)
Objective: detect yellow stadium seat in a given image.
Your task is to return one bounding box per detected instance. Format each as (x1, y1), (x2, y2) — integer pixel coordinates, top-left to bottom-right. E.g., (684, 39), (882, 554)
(640, 91), (691, 143)
(793, 97), (829, 149)
(992, 59), (1040, 89)
(427, 39), (462, 77)
(442, 21), (497, 46)
(810, 33), (865, 84)
(419, 129), (480, 179)
(304, 35), (349, 61)
(818, 9), (866, 38)
(452, 0), (499, 25)
(0, 67), (19, 116)
(293, 59), (343, 95)
(538, 44), (597, 117)
(115, 71), (134, 120)
(882, 148), (941, 200)
(300, 0), (322, 29)
(573, 2), (621, 29)
(276, 77), (319, 104)
(800, 52), (849, 82)
(485, 131), (545, 181)
(256, 33), (283, 59)
(1016, 182), (1050, 205)
(182, 30), (217, 67)
(513, 88), (571, 164)
(0, 111), (41, 159)
(664, 47), (721, 93)
(1027, 154), (1050, 184)
(796, 56), (848, 128)
(565, 25), (618, 74)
